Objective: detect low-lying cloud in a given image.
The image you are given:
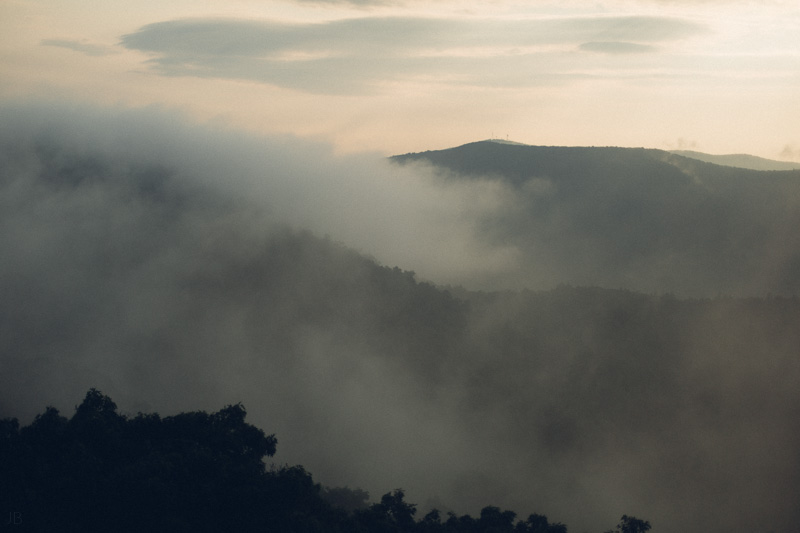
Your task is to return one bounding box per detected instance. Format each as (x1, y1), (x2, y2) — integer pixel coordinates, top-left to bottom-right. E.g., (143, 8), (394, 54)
(579, 41), (657, 54)
(2, 101), (800, 533)
(40, 38), (117, 57)
(0, 97), (516, 496)
(0, 101), (519, 288)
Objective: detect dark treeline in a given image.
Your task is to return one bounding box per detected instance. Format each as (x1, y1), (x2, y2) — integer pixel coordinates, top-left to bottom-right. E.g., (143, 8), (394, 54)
(1, 389), (646, 533)
(3, 226), (800, 532)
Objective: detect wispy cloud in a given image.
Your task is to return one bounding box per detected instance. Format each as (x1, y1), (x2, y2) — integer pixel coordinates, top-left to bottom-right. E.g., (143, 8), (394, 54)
(41, 39), (117, 57)
(579, 41), (657, 54)
(289, 0), (394, 5)
(780, 143), (800, 161)
(119, 16), (706, 93)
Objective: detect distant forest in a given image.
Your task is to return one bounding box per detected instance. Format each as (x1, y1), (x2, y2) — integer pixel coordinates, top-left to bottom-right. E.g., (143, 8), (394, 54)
(3, 109), (800, 533)
(393, 141), (800, 296)
(1, 389), (650, 533)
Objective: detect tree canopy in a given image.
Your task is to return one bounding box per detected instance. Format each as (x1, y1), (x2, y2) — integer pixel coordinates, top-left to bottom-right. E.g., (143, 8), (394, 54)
(1, 389), (646, 533)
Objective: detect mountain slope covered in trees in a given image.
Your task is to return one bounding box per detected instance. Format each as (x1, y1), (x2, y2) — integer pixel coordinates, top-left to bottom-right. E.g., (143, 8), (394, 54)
(2, 106), (800, 533)
(1, 388), (587, 532)
(392, 141), (800, 296)
(670, 149), (800, 171)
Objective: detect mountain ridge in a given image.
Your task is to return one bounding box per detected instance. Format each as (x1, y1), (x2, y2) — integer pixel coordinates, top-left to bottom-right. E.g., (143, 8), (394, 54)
(395, 140), (800, 173)
(391, 140), (800, 296)
(670, 149), (800, 171)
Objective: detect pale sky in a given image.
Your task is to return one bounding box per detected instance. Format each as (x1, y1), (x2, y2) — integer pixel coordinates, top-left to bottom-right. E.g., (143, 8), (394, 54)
(2, 0), (799, 159)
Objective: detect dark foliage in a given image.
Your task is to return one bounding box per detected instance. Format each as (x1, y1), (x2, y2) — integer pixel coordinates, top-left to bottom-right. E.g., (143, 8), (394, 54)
(1, 389), (641, 533)
(604, 515), (651, 533)
(321, 485), (371, 513)
(1, 388), (288, 532)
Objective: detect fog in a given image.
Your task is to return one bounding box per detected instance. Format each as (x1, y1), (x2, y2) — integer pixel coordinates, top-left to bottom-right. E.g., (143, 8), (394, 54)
(0, 100), (524, 505)
(0, 101), (521, 287)
(2, 101), (799, 533)
(118, 16), (705, 94)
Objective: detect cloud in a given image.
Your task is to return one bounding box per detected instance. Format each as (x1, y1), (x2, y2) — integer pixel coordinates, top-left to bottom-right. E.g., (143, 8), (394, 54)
(120, 16), (706, 93)
(41, 38), (117, 57)
(780, 143), (800, 161)
(579, 41), (657, 54)
(0, 99), (525, 525)
(0, 99), (519, 294)
(287, 0), (396, 5)
(673, 137), (699, 149)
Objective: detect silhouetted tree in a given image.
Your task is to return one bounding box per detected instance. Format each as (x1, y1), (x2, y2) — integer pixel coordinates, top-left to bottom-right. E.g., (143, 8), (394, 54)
(321, 485), (371, 513)
(378, 489), (418, 531)
(419, 509), (445, 533)
(1, 389), (630, 533)
(0, 389), (284, 532)
(604, 515), (651, 533)
(445, 511), (478, 533)
(478, 506), (517, 532)
(516, 513), (567, 533)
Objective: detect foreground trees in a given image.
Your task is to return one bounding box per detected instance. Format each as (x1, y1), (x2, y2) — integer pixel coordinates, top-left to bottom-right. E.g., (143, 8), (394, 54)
(604, 515), (652, 533)
(1, 390), (647, 532)
(606, 515), (650, 533)
(1, 389), (285, 532)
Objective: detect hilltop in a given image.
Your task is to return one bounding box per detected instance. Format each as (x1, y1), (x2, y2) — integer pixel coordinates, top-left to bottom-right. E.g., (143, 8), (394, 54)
(392, 141), (800, 296)
(670, 149), (800, 171)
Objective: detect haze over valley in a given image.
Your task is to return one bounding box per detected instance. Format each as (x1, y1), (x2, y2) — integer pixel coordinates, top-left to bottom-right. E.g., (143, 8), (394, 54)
(2, 103), (800, 533)
(2, 0), (800, 531)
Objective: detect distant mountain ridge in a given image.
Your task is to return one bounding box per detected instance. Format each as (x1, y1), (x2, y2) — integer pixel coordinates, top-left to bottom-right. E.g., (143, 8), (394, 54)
(670, 149), (800, 171)
(391, 140), (800, 190)
(394, 140), (800, 174)
(404, 140), (800, 171)
(485, 138), (529, 146)
(391, 140), (800, 296)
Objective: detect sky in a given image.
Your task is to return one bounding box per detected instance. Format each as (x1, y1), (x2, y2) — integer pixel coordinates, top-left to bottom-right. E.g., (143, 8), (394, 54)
(1, 0), (799, 159)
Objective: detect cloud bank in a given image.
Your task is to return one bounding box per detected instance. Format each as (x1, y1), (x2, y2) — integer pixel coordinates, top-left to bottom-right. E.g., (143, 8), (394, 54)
(0, 101), (519, 286)
(119, 16), (705, 93)
(0, 98), (515, 504)
(579, 41), (657, 54)
(40, 39), (117, 57)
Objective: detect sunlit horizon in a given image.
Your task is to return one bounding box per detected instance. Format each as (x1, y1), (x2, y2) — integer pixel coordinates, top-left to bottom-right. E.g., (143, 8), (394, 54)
(1, 0), (798, 159)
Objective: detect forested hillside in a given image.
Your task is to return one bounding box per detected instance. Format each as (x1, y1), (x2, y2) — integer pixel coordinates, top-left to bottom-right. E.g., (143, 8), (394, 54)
(1, 389), (588, 532)
(2, 107), (799, 533)
(393, 141), (800, 296)
(670, 150), (800, 171)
